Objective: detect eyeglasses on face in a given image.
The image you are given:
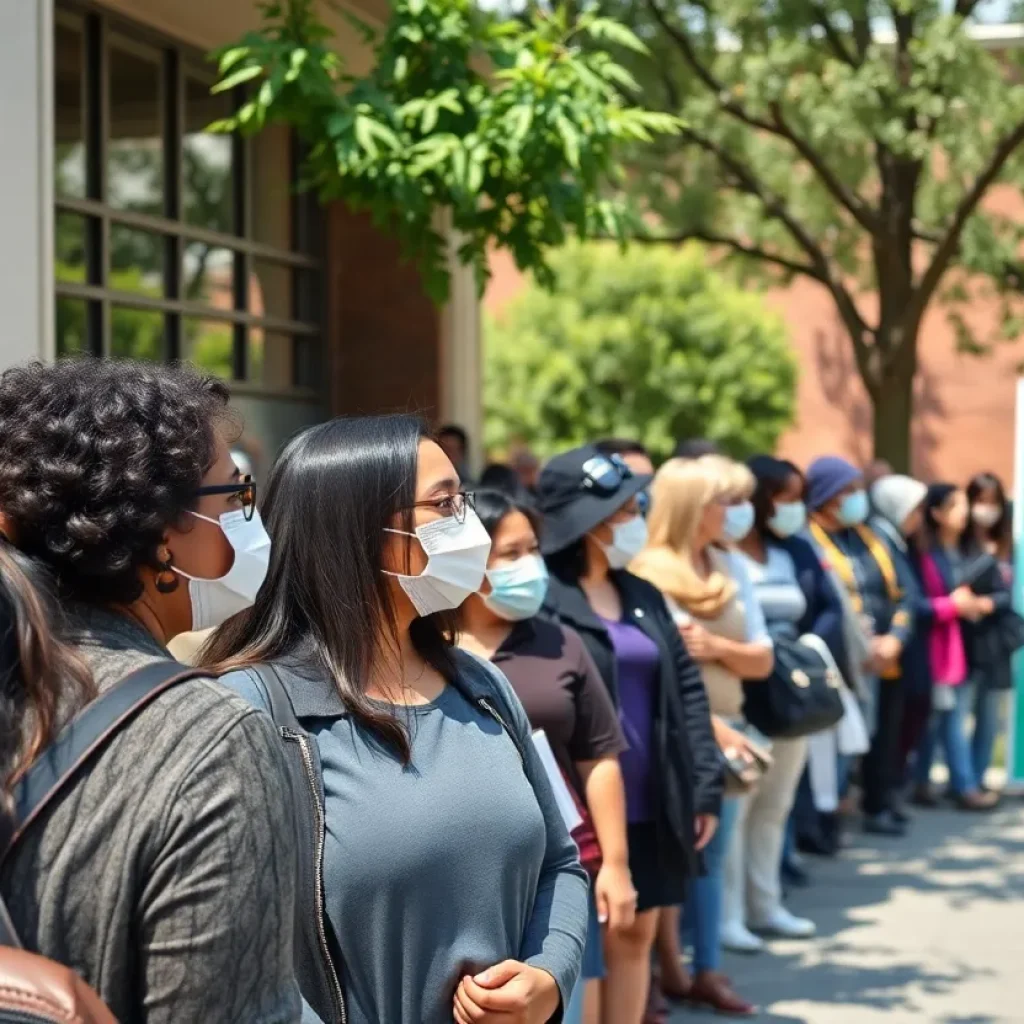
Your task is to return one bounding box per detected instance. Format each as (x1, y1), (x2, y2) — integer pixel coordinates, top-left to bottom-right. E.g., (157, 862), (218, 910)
(194, 475), (257, 521)
(405, 490), (477, 524)
(580, 454), (634, 496)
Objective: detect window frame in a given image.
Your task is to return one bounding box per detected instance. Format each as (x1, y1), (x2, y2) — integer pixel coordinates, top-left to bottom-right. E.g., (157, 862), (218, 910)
(54, 0), (323, 398)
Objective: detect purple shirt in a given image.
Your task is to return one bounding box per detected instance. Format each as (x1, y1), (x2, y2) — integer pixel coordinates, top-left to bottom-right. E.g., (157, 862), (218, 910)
(601, 617), (660, 823)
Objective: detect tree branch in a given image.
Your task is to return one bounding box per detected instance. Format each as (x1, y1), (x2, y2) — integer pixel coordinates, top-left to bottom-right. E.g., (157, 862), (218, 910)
(914, 119), (1024, 318)
(680, 126), (872, 358)
(955, 0), (984, 18)
(631, 228), (822, 278)
(645, 0), (877, 232)
(815, 9), (858, 67)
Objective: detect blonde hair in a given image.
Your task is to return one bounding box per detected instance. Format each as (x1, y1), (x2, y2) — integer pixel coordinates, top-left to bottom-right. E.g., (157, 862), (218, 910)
(630, 456), (741, 618)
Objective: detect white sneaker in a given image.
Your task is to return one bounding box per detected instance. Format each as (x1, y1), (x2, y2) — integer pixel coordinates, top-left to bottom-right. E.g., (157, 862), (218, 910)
(720, 921), (765, 953)
(752, 907), (816, 939)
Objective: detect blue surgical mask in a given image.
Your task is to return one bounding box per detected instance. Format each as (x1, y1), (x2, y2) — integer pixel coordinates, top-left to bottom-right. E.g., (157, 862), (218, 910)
(768, 501), (807, 539)
(723, 501), (755, 542)
(839, 490), (869, 527)
(483, 554), (549, 621)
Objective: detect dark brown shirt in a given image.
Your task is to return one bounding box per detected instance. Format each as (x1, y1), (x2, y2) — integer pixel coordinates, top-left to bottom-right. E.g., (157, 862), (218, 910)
(493, 619), (627, 795)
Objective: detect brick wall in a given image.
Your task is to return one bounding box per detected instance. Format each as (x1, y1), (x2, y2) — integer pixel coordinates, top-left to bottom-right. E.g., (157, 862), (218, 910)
(326, 203), (441, 420)
(485, 245), (1024, 486)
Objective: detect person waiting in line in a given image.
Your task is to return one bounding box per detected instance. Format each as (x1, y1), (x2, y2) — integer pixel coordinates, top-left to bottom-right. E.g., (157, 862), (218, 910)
(596, 439), (655, 523)
(459, 490), (635, 1024)
(480, 461), (532, 502)
(869, 475), (932, 805)
(909, 485), (998, 811)
(631, 456), (773, 1014)
(735, 457), (848, 916)
(0, 359), (301, 1022)
(962, 472), (1015, 790)
(437, 422), (473, 482)
(536, 445), (722, 1024)
(595, 438), (656, 478)
(805, 456), (916, 837)
(674, 438), (722, 460)
(204, 416), (588, 1024)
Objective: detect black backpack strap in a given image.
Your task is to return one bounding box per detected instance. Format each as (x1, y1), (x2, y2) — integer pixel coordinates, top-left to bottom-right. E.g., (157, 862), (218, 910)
(7, 661), (206, 849)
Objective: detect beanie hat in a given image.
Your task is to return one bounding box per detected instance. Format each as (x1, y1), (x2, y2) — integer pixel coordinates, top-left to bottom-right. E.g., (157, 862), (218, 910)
(871, 475), (928, 532)
(805, 456), (863, 511)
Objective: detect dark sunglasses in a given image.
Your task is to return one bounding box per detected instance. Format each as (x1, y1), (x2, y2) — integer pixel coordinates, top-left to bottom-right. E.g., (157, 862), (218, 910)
(580, 454), (634, 496)
(194, 474), (257, 521)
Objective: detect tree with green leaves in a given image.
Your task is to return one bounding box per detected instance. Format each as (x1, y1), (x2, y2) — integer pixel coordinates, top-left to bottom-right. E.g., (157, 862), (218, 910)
(485, 242), (796, 460)
(209, 0), (678, 301)
(599, 0), (1024, 470)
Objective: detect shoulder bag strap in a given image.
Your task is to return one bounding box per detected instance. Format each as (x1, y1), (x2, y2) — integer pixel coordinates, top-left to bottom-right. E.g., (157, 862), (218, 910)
(5, 661), (206, 854)
(248, 664), (304, 733)
(0, 660), (205, 947)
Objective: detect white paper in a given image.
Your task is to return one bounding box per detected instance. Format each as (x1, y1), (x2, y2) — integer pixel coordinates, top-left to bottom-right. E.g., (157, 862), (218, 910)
(531, 730), (582, 833)
(807, 729), (839, 812)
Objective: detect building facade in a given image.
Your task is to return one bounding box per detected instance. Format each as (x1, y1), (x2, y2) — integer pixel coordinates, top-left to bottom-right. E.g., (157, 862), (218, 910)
(1, 0), (483, 477)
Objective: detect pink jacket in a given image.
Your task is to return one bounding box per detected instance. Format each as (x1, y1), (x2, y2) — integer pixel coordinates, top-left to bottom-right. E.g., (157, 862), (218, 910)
(919, 551), (968, 687)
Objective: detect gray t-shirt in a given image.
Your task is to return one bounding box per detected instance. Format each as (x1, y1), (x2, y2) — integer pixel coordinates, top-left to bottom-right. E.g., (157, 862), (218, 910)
(223, 662), (586, 1024)
(738, 545), (807, 634)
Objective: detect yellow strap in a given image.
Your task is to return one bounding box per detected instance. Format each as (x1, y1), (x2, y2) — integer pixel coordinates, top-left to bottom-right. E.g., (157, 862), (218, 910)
(809, 522), (903, 611)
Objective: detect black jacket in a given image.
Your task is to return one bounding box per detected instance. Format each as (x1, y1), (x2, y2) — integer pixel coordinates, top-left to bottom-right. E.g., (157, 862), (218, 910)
(543, 570), (723, 881)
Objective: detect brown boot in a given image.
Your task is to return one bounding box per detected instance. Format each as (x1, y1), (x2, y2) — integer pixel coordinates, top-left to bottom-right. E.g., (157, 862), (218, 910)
(957, 789), (999, 811)
(689, 972), (756, 1016)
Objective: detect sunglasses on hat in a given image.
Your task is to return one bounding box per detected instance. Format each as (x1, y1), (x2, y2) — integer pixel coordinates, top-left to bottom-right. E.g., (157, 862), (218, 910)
(580, 454), (634, 496)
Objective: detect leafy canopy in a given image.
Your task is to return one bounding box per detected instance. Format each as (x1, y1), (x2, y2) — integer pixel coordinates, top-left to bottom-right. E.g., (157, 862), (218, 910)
(485, 242), (797, 461)
(209, 0), (679, 301)
(600, 1), (1024, 420)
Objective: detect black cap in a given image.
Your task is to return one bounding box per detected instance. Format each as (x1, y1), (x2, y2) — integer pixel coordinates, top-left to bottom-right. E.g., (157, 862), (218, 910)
(536, 444), (652, 555)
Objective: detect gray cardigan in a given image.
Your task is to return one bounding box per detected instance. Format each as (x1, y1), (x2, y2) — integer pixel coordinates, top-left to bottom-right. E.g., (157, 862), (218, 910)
(223, 647), (588, 1024)
(1, 606), (302, 1023)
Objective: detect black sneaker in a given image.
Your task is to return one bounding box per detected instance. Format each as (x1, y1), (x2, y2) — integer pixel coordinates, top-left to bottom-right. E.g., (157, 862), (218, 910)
(864, 811), (907, 837)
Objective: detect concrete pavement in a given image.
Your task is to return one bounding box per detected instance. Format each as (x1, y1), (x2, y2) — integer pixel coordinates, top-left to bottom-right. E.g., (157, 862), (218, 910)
(671, 801), (1024, 1023)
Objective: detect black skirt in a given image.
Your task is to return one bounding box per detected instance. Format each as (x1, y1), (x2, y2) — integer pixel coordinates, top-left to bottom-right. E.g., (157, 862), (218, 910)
(628, 821), (687, 912)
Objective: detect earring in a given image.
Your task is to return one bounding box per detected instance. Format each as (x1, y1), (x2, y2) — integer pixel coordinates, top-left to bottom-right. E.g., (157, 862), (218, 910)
(155, 549), (179, 594)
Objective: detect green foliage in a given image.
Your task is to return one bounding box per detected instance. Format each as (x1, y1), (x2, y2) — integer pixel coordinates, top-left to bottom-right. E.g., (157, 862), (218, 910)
(209, 0), (679, 301)
(593, 0), (1024, 465)
(485, 242), (796, 461)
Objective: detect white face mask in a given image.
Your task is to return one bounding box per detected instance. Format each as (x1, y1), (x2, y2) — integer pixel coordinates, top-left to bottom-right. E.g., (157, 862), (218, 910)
(972, 504), (1002, 528)
(173, 509), (272, 632)
(598, 515), (649, 570)
(384, 508), (492, 617)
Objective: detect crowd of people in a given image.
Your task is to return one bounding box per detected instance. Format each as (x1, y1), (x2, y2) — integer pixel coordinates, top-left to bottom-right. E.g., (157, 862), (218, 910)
(0, 358), (1019, 1024)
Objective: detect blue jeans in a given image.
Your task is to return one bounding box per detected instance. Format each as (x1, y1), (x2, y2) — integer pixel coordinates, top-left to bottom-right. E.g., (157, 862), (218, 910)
(915, 685), (977, 795)
(971, 685), (1003, 786)
(681, 796), (741, 973)
(563, 888), (604, 1024)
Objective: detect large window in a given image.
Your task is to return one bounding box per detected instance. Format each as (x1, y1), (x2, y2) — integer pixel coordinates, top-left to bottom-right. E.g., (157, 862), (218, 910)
(54, 3), (322, 395)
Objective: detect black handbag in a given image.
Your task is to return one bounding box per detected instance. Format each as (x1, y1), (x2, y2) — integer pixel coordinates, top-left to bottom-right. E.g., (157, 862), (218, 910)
(742, 634), (845, 739)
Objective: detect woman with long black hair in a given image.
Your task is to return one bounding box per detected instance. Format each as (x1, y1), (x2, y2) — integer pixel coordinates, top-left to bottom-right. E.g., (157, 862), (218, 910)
(458, 489), (633, 1024)
(0, 358), (299, 1022)
(535, 445), (722, 1024)
(963, 472), (1014, 789)
(203, 416), (587, 1024)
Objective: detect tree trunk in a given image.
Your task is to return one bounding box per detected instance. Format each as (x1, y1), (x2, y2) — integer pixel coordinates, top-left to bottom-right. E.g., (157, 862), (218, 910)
(870, 359), (914, 474)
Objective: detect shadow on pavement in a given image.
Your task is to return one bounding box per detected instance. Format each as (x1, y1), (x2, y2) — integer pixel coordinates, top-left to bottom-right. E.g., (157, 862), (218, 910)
(669, 804), (1022, 1022)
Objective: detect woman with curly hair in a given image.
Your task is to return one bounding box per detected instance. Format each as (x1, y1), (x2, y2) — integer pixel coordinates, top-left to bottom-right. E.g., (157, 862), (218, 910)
(0, 358), (300, 1022)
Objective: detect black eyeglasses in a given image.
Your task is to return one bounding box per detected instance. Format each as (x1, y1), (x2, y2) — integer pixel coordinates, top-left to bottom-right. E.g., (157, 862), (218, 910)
(194, 474), (257, 521)
(581, 454), (634, 496)
(405, 490), (476, 524)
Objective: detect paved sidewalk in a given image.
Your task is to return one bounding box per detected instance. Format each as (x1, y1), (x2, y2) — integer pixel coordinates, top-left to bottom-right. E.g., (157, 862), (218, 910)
(671, 801), (1024, 1023)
